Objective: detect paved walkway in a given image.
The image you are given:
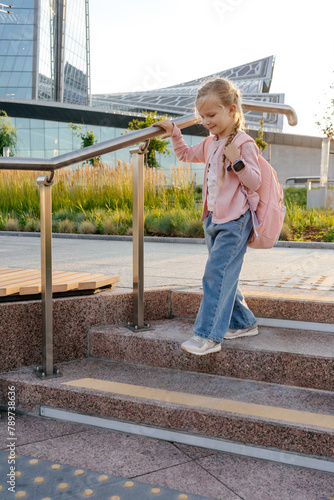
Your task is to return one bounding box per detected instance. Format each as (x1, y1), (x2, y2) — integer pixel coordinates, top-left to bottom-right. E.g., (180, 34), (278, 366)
(0, 233), (333, 300)
(1, 410), (333, 500)
(0, 233), (333, 499)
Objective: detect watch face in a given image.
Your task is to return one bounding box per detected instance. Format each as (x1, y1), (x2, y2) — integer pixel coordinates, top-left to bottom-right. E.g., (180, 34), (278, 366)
(234, 161), (244, 172)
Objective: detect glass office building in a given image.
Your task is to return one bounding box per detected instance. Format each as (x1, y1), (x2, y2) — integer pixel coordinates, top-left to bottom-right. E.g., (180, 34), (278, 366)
(0, 7), (328, 187)
(0, 52), (285, 183)
(0, 2), (284, 181)
(0, 0), (90, 104)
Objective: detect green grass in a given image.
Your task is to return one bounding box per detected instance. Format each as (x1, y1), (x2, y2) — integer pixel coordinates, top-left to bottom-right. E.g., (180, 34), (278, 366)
(284, 187), (307, 208)
(283, 188), (334, 241)
(0, 168), (333, 241)
(0, 161), (202, 238)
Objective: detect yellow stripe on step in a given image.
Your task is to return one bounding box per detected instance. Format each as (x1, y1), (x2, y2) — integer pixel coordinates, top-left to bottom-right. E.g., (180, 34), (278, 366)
(62, 378), (334, 430)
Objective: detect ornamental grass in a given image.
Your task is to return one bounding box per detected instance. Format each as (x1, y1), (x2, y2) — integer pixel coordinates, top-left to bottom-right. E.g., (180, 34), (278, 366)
(0, 163), (333, 241)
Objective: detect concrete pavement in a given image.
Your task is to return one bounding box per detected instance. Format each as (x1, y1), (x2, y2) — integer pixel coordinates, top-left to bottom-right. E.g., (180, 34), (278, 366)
(0, 233), (333, 301)
(1, 232), (334, 499)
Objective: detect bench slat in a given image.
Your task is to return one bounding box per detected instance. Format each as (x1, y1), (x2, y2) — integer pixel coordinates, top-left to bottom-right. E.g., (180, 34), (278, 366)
(0, 267), (24, 275)
(20, 272), (98, 294)
(52, 274), (106, 293)
(0, 272), (67, 296)
(78, 275), (119, 290)
(0, 270), (40, 282)
(0, 267), (119, 297)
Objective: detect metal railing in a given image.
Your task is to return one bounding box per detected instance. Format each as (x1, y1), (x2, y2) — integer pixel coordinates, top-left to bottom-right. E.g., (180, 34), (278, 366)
(0, 102), (298, 172)
(0, 102), (298, 377)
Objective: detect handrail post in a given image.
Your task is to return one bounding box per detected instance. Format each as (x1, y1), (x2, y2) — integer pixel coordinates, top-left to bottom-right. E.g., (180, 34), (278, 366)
(35, 173), (61, 378)
(128, 141), (150, 331)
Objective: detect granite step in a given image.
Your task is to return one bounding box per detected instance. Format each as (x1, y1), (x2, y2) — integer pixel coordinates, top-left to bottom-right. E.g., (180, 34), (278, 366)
(1, 287), (333, 375)
(89, 319), (334, 391)
(170, 290), (334, 325)
(0, 358), (333, 461)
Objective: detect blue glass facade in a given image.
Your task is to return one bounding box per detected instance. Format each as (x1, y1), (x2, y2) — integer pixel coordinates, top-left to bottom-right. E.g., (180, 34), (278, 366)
(9, 115), (206, 181)
(0, 0), (34, 99)
(0, 0), (90, 104)
(63, 0), (90, 104)
(38, 0), (53, 100)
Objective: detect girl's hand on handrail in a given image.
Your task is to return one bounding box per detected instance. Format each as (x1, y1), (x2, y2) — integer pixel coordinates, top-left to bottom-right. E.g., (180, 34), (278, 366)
(153, 120), (174, 139)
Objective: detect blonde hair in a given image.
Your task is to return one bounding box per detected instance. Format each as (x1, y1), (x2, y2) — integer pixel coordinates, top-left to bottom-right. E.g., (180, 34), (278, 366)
(196, 78), (245, 182)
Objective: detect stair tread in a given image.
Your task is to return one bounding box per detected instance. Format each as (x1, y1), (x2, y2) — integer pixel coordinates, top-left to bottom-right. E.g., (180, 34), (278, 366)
(89, 319), (334, 391)
(2, 358), (333, 458)
(2, 358), (333, 431)
(92, 319), (334, 359)
(227, 326), (334, 358)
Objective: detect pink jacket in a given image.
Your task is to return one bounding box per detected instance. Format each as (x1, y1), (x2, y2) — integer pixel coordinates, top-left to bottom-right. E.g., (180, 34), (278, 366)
(171, 125), (261, 224)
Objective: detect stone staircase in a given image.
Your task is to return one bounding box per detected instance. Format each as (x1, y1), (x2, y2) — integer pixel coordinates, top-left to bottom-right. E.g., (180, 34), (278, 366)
(0, 289), (333, 471)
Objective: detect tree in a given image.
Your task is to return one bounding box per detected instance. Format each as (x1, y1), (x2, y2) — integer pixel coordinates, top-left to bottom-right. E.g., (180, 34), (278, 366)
(127, 112), (171, 168)
(315, 82), (334, 138)
(0, 110), (18, 156)
(254, 119), (268, 154)
(68, 123), (100, 165)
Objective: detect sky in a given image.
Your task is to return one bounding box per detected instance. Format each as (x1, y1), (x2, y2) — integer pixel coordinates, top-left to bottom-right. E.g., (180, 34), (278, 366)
(89, 0), (334, 137)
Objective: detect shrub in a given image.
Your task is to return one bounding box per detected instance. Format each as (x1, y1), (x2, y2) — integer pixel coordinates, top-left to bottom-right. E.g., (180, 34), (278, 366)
(103, 209), (132, 235)
(25, 218), (41, 232)
(77, 220), (97, 234)
(18, 213), (27, 230)
(102, 218), (116, 235)
(58, 218), (76, 233)
(53, 208), (77, 222)
(86, 208), (107, 233)
(52, 219), (59, 232)
(183, 219), (204, 238)
(73, 212), (86, 225)
(279, 222), (291, 241)
(144, 208), (202, 237)
(283, 187), (307, 208)
(145, 210), (173, 236)
(5, 217), (19, 231)
(322, 227), (334, 242)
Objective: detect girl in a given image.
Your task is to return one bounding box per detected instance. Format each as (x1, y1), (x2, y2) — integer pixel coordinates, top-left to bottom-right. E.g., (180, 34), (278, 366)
(153, 77), (261, 356)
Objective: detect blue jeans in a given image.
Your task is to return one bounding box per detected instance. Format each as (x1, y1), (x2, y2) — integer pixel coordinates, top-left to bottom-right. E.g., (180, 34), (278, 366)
(193, 210), (257, 343)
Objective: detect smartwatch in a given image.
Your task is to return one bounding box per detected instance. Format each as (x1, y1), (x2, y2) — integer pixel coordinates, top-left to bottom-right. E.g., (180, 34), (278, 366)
(233, 160), (245, 172)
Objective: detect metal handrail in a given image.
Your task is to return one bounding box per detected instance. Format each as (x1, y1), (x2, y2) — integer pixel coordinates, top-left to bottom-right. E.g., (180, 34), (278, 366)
(0, 102), (298, 378)
(0, 102), (297, 171)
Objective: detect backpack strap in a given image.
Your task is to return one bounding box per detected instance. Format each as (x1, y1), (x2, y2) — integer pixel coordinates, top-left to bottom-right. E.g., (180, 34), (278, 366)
(240, 185), (259, 237)
(232, 131), (255, 149)
(234, 138), (255, 148)
(230, 134), (260, 236)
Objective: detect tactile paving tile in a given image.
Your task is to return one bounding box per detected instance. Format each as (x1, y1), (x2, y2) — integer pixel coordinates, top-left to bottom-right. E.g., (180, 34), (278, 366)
(241, 275), (334, 291)
(0, 450), (210, 499)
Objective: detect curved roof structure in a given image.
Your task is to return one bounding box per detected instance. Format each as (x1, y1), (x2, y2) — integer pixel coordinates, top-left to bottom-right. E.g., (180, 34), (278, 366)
(92, 56), (284, 132)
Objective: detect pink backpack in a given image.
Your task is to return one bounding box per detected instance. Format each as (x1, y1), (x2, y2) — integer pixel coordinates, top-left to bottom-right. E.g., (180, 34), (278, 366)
(233, 134), (285, 249)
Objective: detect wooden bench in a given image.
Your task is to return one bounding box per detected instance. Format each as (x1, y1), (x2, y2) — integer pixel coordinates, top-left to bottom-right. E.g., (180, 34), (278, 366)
(0, 267), (119, 298)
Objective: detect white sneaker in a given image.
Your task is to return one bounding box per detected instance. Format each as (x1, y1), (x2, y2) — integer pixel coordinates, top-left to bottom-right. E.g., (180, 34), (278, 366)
(225, 325), (259, 340)
(181, 335), (221, 355)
